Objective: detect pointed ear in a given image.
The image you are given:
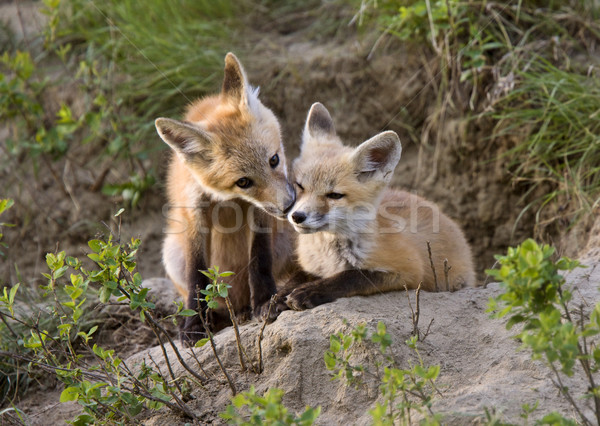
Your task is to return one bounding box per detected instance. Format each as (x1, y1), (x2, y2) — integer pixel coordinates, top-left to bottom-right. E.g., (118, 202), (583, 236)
(222, 52), (249, 105)
(155, 117), (212, 162)
(304, 102), (335, 139)
(351, 131), (402, 183)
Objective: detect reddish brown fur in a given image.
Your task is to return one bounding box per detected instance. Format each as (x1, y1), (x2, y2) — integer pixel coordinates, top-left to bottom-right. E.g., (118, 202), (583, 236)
(156, 53), (296, 340)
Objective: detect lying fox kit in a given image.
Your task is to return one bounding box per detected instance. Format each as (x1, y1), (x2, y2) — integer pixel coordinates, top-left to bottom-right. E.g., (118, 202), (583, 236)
(283, 103), (475, 310)
(155, 53), (296, 342)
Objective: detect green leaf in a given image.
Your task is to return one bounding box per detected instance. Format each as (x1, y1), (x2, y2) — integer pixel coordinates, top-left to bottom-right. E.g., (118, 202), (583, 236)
(329, 334), (341, 353)
(0, 199), (14, 215)
(71, 414), (95, 426)
(425, 365), (440, 380)
(324, 351), (336, 370)
(179, 309), (197, 317)
(195, 338), (209, 348)
(414, 365), (427, 378)
(8, 283), (19, 304)
(87, 253), (101, 263)
(60, 386), (80, 402)
(88, 239), (103, 253)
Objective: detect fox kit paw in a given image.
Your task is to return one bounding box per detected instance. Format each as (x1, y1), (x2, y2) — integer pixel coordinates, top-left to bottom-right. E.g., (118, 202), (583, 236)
(285, 285), (334, 311)
(253, 298), (282, 323)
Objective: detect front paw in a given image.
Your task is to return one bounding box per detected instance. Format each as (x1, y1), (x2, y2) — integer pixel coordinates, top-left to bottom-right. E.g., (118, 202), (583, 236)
(285, 285), (333, 311)
(253, 296), (283, 323)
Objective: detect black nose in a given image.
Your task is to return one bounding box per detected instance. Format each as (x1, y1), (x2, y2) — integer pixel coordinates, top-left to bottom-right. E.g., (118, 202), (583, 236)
(291, 211), (306, 224)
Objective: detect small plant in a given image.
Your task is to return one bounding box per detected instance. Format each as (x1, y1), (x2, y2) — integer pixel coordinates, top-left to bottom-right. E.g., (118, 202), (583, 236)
(488, 238), (600, 425)
(220, 386), (321, 425)
(0, 215), (208, 423)
(325, 321), (442, 425)
(189, 266), (241, 395)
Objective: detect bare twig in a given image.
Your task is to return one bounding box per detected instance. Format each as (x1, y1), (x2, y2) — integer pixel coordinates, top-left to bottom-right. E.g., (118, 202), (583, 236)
(257, 296), (276, 373)
(404, 283), (423, 340)
(188, 347), (211, 382)
(426, 241), (439, 292)
(0, 311), (18, 338)
(423, 318), (434, 341)
(122, 355), (197, 419)
(414, 283), (422, 339)
(150, 322), (185, 397)
(115, 282), (206, 384)
(443, 258), (451, 292)
(196, 284), (236, 395)
(404, 284), (416, 334)
(147, 353), (197, 417)
(577, 304), (600, 423)
(224, 297), (246, 371)
(548, 361), (592, 426)
(198, 309), (236, 395)
(558, 290), (600, 423)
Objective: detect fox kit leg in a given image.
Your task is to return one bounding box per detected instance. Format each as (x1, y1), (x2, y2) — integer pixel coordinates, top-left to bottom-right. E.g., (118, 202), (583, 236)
(179, 235), (210, 344)
(248, 213), (279, 321)
(274, 270), (320, 313)
(179, 196), (213, 344)
(285, 270), (401, 311)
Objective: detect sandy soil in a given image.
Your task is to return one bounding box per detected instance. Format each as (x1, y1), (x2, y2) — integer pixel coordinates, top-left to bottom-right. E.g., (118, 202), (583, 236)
(115, 231), (598, 425)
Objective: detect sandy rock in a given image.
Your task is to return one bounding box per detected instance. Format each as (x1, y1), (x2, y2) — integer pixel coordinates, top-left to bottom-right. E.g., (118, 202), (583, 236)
(127, 249), (600, 424)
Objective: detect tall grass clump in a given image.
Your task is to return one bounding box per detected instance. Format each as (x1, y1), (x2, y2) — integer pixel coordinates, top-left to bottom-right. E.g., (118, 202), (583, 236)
(54, 0), (244, 123)
(352, 0), (600, 233)
(490, 60), (600, 228)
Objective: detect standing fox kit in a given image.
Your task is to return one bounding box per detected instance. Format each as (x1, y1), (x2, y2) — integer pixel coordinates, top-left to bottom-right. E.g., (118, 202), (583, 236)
(283, 103), (475, 310)
(155, 53), (295, 342)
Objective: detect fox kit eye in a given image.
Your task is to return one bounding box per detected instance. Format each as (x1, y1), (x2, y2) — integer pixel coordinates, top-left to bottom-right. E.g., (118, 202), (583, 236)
(236, 177), (253, 189)
(296, 182), (304, 191)
(326, 192), (345, 200)
(269, 154), (279, 168)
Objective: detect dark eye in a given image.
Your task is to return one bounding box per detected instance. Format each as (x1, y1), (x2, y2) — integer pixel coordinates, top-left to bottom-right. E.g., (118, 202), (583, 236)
(326, 192), (345, 200)
(269, 154), (279, 168)
(296, 182), (304, 191)
(236, 177), (253, 189)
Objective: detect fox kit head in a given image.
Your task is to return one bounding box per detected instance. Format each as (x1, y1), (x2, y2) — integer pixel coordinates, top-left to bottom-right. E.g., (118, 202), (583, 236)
(289, 103), (402, 234)
(155, 53), (295, 219)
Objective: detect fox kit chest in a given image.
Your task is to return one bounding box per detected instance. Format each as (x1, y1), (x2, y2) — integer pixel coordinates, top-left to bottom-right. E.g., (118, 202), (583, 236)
(296, 233), (372, 278)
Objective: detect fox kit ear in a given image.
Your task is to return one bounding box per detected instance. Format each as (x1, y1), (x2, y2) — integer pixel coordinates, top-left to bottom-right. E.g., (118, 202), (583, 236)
(155, 117), (212, 162)
(304, 102), (336, 139)
(222, 52), (249, 106)
(351, 131), (402, 183)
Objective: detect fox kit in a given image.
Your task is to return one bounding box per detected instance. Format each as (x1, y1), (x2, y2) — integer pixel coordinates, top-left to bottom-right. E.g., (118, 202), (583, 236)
(155, 53), (296, 342)
(281, 103), (475, 310)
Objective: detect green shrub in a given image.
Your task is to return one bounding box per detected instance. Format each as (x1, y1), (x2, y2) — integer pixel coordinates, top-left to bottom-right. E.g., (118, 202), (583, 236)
(221, 386), (321, 425)
(488, 239), (600, 425)
(325, 321), (442, 425)
(0, 219), (206, 423)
